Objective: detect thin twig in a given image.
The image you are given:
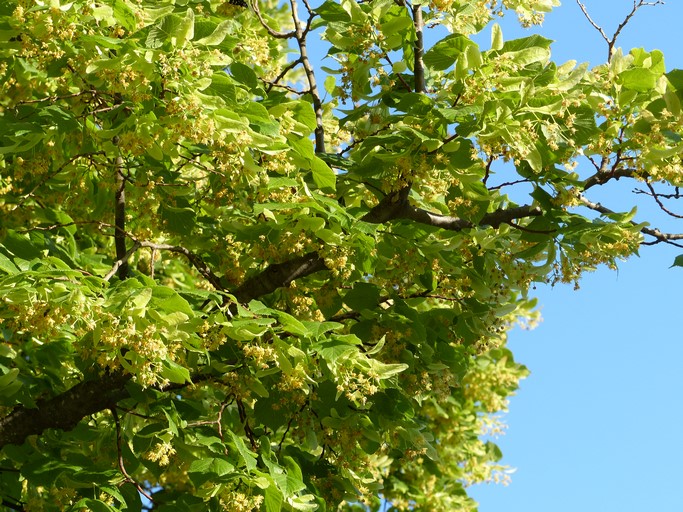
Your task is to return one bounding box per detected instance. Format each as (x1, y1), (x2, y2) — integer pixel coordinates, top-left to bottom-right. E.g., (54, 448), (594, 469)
(251, 0), (296, 39)
(111, 408), (155, 503)
(579, 194), (683, 247)
(103, 241), (141, 282)
(264, 57), (303, 93)
(576, 0), (664, 62)
(643, 182), (683, 219)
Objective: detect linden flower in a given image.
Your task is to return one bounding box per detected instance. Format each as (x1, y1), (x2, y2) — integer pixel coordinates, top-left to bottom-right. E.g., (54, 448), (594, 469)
(145, 442), (176, 466)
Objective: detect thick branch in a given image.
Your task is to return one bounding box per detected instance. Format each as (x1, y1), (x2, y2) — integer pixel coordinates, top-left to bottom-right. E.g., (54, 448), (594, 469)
(582, 167), (638, 190)
(233, 252), (328, 303)
(362, 188), (542, 231)
(113, 139), (128, 280)
(0, 372), (131, 448)
(412, 4), (425, 93)
(290, 0), (325, 152)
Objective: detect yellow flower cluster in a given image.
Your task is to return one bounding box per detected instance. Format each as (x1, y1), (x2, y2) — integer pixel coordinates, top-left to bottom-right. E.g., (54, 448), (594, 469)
(145, 441), (176, 466)
(462, 357), (521, 412)
(218, 490), (264, 512)
(241, 341), (278, 370)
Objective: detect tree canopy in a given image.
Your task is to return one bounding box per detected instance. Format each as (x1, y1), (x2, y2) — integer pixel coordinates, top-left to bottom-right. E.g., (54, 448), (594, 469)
(0, 0), (682, 510)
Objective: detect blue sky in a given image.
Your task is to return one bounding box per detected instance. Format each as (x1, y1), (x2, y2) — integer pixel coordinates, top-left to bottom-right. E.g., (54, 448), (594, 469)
(468, 2), (683, 511)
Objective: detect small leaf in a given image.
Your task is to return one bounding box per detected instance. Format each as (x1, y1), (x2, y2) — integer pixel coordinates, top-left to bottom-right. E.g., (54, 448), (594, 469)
(491, 23), (503, 51)
(670, 254), (683, 268)
(160, 359), (191, 384)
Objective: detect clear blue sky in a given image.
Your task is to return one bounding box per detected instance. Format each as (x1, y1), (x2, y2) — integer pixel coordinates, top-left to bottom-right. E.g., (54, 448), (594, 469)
(468, 2), (683, 511)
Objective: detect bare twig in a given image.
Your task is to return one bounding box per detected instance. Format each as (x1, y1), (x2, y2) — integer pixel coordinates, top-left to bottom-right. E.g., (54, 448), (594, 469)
(640, 182), (683, 219)
(488, 178), (531, 191)
(264, 57), (303, 93)
(576, 0), (664, 62)
(252, 0), (296, 39)
(103, 241), (142, 281)
(111, 408), (154, 503)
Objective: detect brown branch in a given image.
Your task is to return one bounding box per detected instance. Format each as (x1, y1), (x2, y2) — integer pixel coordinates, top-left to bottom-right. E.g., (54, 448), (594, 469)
(264, 57), (303, 93)
(113, 136), (129, 280)
(579, 195), (683, 247)
(639, 182), (683, 219)
(252, 0), (296, 39)
(232, 252), (328, 304)
(103, 241), (142, 281)
(290, 0), (325, 152)
(112, 408), (154, 503)
(141, 242), (225, 290)
(0, 371), (131, 449)
(576, 0), (664, 62)
(412, 4), (425, 93)
(582, 167), (638, 190)
(236, 398), (257, 449)
(361, 187), (542, 231)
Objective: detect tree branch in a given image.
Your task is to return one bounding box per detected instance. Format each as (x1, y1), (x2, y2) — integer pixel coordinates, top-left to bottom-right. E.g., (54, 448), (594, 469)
(0, 371), (131, 449)
(361, 187), (542, 231)
(290, 0), (325, 152)
(232, 252), (328, 303)
(579, 194), (683, 247)
(412, 4), (425, 93)
(582, 167), (638, 190)
(252, 0), (296, 39)
(113, 136), (129, 280)
(576, 0), (664, 62)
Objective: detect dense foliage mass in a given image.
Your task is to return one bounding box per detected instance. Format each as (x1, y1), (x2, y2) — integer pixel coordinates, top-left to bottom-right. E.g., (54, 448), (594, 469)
(1, 0), (682, 510)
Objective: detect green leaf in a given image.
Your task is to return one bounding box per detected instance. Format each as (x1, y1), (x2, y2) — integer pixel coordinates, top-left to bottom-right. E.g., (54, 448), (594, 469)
(310, 156), (336, 192)
(619, 68), (658, 92)
(0, 252), (18, 274)
(525, 147), (543, 173)
(112, 0), (137, 32)
(146, 14), (182, 49)
(196, 19), (236, 46)
(671, 254), (683, 268)
(159, 203), (196, 234)
(231, 62), (259, 90)
(160, 358), (191, 384)
(315, 0), (351, 22)
(188, 457), (234, 486)
(491, 23), (504, 51)
(423, 34), (474, 71)
(265, 485), (284, 512)
(343, 282), (381, 310)
(228, 431), (258, 471)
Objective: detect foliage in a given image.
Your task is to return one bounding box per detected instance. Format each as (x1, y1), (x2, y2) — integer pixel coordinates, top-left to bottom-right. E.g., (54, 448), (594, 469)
(0, 0), (682, 510)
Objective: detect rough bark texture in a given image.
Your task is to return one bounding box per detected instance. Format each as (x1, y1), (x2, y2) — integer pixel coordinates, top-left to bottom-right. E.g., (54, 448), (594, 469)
(0, 371), (130, 448)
